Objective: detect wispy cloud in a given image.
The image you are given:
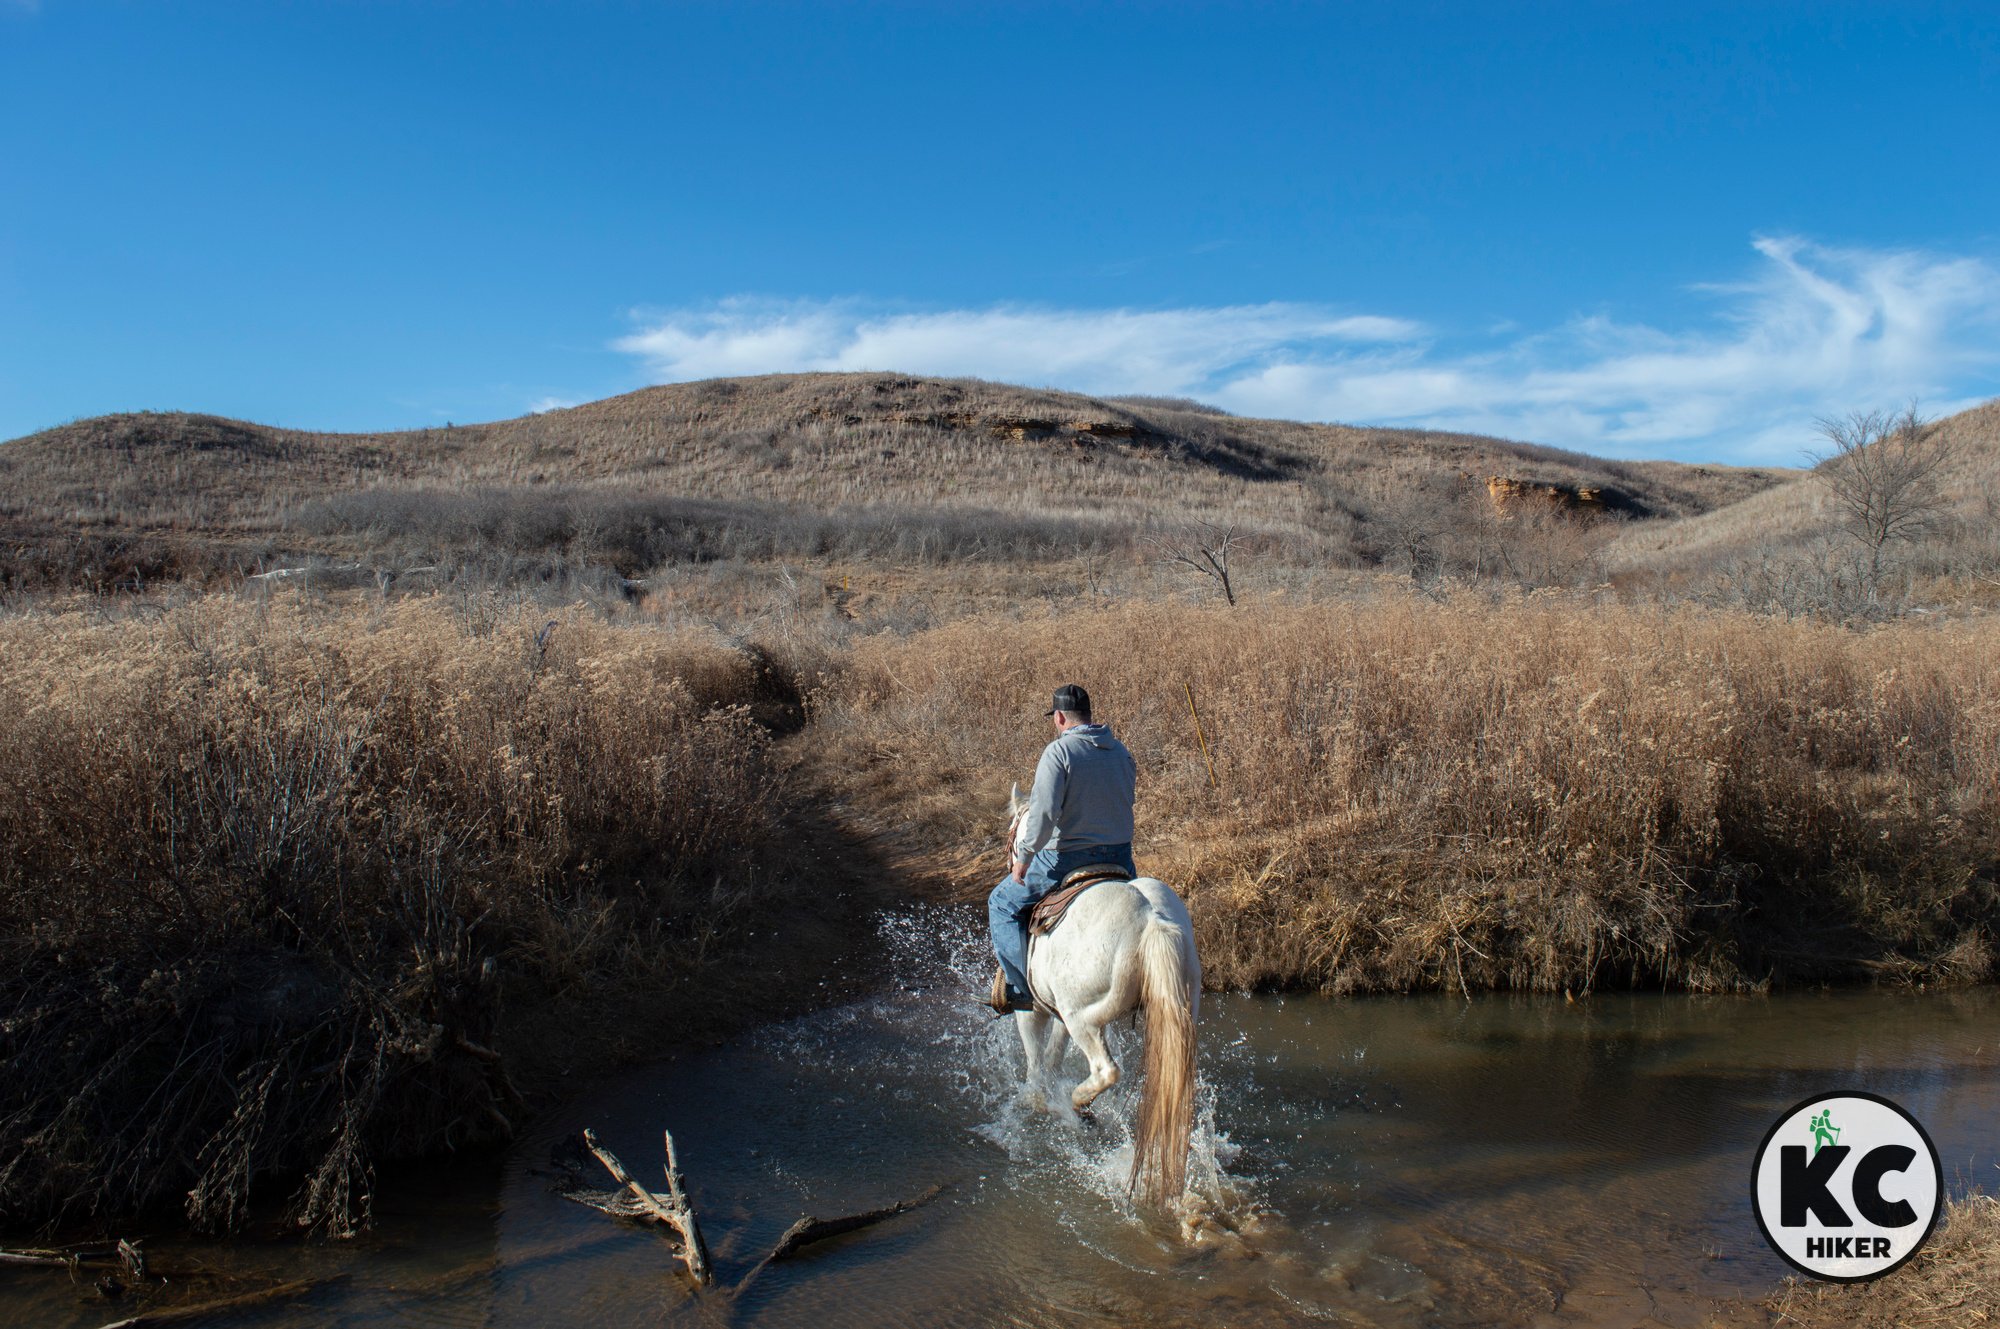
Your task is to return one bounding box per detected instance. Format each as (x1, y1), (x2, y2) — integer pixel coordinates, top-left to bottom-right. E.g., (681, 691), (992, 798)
(529, 395), (583, 414)
(615, 301), (1419, 401)
(614, 238), (2000, 462)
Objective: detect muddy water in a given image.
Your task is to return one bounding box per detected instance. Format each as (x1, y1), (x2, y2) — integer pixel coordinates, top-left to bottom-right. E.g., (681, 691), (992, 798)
(8, 907), (2000, 1327)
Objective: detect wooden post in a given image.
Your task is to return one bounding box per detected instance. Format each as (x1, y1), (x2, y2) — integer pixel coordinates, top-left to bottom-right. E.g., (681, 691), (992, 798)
(1183, 682), (1218, 788)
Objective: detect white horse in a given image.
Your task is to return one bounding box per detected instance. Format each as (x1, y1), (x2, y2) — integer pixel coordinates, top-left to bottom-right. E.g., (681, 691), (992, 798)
(1003, 784), (1202, 1206)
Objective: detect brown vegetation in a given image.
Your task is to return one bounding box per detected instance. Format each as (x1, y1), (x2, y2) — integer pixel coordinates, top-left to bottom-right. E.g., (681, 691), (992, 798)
(18, 585), (1998, 1235)
(1609, 398), (2000, 615)
(1762, 1193), (2000, 1327)
(0, 598), (826, 1235)
(812, 597), (2000, 994)
(1, 374), (1788, 594)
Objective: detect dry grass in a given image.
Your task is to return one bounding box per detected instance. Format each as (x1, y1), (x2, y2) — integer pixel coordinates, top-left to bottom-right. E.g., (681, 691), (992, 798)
(0, 375), (1786, 583)
(810, 594), (2000, 994)
(2, 374), (1995, 1239)
(3, 583), (1997, 1234)
(1609, 398), (2000, 613)
(0, 596), (806, 1234)
(1762, 1192), (2000, 1327)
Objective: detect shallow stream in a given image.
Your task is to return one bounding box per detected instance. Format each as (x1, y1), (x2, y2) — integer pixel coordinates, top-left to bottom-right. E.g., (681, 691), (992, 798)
(7, 907), (2000, 1327)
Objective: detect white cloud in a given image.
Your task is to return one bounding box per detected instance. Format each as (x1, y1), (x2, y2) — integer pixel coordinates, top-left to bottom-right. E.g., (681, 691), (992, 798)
(529, 395), (583, 414)
(614, 238), (2000, 463)
(615, 300), (1421, 401)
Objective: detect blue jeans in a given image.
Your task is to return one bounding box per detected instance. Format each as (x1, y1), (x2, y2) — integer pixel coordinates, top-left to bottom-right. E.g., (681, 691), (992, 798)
(989, 843), (1136, 996)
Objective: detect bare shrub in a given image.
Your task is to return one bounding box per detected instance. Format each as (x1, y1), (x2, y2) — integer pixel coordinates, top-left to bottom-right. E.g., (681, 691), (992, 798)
(294, 487), (1133, 574)
(1375, 476), (1464, 591)
(1149, 520), (1245, 605)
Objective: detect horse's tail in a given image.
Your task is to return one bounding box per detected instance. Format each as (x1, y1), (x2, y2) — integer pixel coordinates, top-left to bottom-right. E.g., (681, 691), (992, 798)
(1130, 917), (1198, 1207)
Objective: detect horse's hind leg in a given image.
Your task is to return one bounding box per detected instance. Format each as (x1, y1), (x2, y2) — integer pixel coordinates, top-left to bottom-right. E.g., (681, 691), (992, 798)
(1066, 1015), (1119, 1112)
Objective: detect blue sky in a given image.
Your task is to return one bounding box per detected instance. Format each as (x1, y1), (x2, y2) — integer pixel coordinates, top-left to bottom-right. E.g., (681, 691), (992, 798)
(3, 2), (1997, 462)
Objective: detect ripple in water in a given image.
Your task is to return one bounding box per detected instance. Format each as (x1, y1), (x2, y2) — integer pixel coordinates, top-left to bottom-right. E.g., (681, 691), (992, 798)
(12, 909), (2000, 1328)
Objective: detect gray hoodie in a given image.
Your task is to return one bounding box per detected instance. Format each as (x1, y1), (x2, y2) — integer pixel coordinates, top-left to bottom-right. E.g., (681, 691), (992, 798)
(1012, 722), (1138, 858)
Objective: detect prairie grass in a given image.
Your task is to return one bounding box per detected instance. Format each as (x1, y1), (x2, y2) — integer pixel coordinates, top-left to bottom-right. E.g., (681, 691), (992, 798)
(1764, 1192), (2000, 1327)
(0, 373), (1992, 1239)
(3, 585), (1997, 1233)
(292, 486), (1138, 572)
(0, 597), (801, 1233)
(812, 595), (2000, 994)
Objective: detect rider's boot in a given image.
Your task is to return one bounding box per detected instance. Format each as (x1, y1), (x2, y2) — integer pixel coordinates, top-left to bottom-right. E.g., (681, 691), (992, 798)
(988, 966), (1039, 1016)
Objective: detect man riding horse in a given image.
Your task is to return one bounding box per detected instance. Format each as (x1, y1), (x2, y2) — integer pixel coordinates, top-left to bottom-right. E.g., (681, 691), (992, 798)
(988, 683), (1138, 1015)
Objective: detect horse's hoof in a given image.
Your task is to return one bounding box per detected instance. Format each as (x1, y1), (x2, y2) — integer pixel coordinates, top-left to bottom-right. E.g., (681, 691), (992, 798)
(1074, 1106), (1097, 1127)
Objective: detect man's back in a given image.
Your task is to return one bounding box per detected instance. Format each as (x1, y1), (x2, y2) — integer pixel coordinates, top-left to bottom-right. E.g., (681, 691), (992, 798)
(1013, 722), (1136, 857)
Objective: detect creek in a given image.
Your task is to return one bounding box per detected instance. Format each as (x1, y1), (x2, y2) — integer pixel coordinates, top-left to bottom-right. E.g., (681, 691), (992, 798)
(7, 906), (1999, 1327)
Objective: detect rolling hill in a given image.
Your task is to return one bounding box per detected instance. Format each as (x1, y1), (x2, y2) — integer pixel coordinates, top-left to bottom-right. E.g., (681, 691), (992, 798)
(2, 373), (1803, 587)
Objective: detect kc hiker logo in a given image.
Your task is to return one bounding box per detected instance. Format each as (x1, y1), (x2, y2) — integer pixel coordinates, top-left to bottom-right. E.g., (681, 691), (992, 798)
(1751, 1091), (1943, 1282)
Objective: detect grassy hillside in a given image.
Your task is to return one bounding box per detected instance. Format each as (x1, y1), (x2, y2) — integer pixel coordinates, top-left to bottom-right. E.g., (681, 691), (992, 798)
(0, 374), (1791, 593)
(1608, 398), (2000, 592)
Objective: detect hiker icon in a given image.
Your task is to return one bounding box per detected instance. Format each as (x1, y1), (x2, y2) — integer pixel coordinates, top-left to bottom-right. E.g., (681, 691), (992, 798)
(1809, 1109), (1840, 1156)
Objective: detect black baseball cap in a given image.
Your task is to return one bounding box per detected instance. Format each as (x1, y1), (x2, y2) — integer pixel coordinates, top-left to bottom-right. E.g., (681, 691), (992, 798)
(1046, 684), (1091, 716)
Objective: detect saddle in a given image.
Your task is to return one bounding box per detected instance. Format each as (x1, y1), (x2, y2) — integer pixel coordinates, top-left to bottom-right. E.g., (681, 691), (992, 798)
(986, 863), (1137, 1017)
(1029, 863), (1135, 937)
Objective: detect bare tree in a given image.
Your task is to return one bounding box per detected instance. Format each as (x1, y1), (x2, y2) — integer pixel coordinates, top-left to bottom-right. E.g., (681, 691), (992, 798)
(1376, 481), (1457, 597)
(1809, 403), (1957, 589)
(1149, 520), (1244, 605)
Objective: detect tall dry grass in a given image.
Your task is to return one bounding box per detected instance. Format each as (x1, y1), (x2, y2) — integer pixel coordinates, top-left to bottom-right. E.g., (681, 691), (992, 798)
(0, 596), (798, 1233)
(6, 582), (1998, 1234)
(813, 595), (2000, 993)
(1764, 1192), (2000, 1327)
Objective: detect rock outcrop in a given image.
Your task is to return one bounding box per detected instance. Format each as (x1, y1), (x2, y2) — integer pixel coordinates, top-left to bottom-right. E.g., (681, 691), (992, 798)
(1486, 475), (1606, 517)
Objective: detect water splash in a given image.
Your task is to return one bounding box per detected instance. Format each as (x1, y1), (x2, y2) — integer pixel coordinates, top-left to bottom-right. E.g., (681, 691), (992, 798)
(761, 904), (1264, 1233)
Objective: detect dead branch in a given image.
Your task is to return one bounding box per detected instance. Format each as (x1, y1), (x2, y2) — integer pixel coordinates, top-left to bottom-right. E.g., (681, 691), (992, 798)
(659, 1128), (711, 1279)
(769, 1183), (948, 1260)
(732, 1183), (950, 1297)
(95, 1275), (348, 1329)
(577, 1127), (711, 1284)
(0, 1243), (131, 1270)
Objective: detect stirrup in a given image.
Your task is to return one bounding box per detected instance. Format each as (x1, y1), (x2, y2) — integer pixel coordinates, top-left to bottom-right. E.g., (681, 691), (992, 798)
(987, 966), (1039, 1016)
(988, 966), (1012, 1016)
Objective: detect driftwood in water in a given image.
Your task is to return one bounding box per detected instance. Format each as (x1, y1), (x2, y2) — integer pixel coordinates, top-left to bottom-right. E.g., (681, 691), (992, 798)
(0, 1240), (146, 1273)
(732, 1184), (950, 1297)
(567, 1128), (711, 1284)
(0, 1247), (81, 1267)
(560, 1123), (949, 1296)
(94, 1274), (349, 1329)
